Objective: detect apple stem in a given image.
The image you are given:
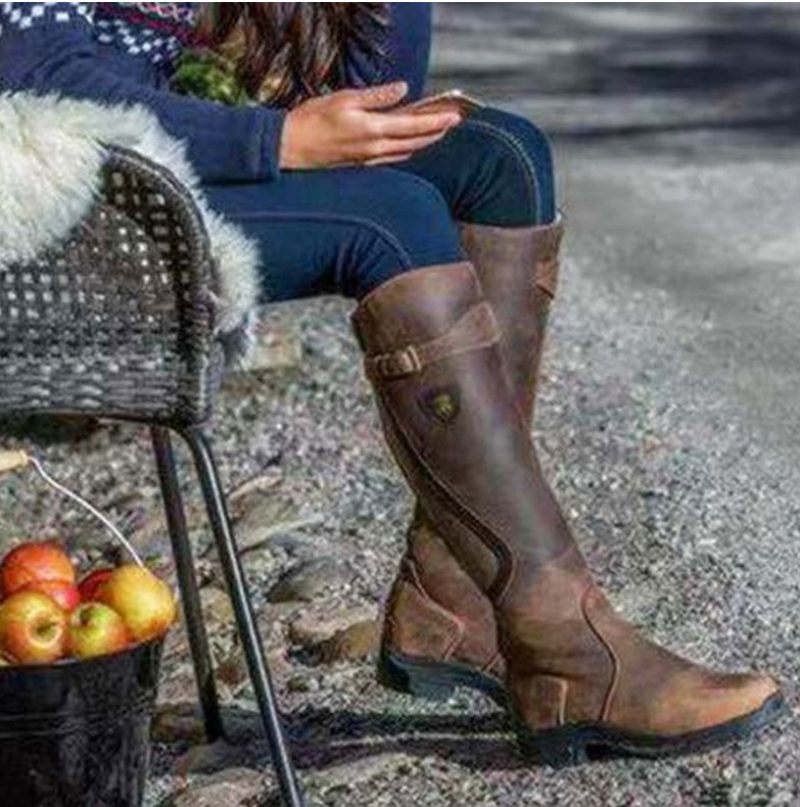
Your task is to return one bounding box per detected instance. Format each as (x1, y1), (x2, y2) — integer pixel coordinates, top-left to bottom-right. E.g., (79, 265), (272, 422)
(27, 455), (146, 569)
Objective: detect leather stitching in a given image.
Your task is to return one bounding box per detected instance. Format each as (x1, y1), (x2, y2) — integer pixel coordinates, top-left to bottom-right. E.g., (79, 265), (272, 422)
(581, 586), (620, 723)
(378, 397), (515, 596)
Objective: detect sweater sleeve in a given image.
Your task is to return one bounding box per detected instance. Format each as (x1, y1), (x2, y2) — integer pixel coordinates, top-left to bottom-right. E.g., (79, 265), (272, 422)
(0, 3), (285, 182)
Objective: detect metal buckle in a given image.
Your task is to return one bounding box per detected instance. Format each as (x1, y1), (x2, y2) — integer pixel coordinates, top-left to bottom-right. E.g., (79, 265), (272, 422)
(374, 345), (422, 379)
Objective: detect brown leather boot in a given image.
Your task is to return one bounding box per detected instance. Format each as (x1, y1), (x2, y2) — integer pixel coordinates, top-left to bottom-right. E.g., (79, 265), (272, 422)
(354, 261), (781, 764)
(379, 219), (563, 702)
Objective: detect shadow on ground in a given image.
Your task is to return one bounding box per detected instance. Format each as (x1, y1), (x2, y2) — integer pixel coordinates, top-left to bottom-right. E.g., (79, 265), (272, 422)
(151, 699), (791, 783)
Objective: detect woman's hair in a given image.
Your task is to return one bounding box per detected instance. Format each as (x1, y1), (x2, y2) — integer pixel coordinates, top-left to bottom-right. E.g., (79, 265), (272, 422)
(197, 3), (390, 105)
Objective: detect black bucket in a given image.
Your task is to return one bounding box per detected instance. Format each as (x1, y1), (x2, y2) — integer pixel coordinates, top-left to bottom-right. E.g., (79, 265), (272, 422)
(0, 637), (163, 807)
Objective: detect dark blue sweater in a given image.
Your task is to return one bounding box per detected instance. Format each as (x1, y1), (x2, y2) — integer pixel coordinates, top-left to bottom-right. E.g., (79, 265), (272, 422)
(0, 3), (432, 182)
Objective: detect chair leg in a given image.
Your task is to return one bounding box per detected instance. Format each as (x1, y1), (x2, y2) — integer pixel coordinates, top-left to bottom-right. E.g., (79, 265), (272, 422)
(151, 427), (224, 742)
(179, 425), (305, 807)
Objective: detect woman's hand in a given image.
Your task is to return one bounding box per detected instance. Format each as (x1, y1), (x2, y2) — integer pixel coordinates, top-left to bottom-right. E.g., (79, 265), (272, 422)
(279, 81), (462, 169)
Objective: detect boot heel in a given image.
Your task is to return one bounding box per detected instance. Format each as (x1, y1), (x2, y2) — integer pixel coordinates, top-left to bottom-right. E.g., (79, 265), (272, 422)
(377, 649), (456, 701)
(515, 724), (591, 768)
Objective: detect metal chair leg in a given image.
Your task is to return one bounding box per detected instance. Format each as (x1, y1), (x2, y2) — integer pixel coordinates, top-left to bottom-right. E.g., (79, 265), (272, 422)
(151, 426), (224, 742)
(179, 425), (305, 807)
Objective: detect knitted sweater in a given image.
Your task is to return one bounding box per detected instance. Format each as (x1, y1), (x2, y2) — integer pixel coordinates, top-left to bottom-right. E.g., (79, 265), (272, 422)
(0, 2), (432, 182)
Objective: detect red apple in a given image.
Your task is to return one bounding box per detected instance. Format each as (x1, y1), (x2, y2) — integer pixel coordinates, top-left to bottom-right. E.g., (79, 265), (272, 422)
(0, 541), (75, 597)
(0, 590), (68, 664)
(97, 564), (176, 642)
(68, 603), (130, 659)
(20, 579), (81, 612)
(78, 568), (114, 603)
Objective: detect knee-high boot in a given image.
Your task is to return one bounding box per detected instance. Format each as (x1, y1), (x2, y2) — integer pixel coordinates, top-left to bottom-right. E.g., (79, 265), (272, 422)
(355, 260), (780, 763)
(380, 219), (563, 700)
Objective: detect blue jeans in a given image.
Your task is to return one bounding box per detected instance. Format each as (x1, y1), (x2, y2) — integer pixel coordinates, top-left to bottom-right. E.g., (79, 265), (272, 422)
(204, 106), (555, 302)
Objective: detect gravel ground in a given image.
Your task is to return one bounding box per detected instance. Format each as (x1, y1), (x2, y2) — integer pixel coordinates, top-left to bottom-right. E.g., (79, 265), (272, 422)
(1, 4), (799, 806)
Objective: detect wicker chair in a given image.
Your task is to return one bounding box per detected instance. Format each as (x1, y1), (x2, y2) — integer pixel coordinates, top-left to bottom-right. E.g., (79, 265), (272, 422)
(0, 147), (304, 806)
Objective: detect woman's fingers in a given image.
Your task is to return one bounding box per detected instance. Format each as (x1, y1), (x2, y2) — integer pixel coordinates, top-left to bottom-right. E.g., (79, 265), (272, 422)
(375, 110), (462, 139)
(344, 82), (409, 110)
(365, 129), (450, 162)
(363, 152), (416, 166)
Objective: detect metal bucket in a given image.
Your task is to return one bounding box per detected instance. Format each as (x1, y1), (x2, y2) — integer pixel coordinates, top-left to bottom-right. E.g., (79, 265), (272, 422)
(0, 637), (163, 807)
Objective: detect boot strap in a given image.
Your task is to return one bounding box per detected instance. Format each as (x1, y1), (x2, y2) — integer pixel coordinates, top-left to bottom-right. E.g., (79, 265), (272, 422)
(365, 302), (500, 381)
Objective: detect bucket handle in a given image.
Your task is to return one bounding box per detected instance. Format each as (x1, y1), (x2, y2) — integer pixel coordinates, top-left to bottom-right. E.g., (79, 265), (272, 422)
(0, 450), (145, 568)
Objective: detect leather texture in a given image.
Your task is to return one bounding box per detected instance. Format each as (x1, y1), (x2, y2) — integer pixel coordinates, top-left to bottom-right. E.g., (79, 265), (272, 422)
(460, 218), (564, 421)
(382, 220), (564, 678)
(355, 259), (778, 738)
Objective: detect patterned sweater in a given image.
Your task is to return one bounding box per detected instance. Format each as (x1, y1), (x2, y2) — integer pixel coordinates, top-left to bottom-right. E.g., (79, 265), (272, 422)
(0, 2), (432, 182)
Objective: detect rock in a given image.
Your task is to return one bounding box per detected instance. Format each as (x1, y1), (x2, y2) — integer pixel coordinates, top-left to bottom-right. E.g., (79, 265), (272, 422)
(157, 661), (197, 706)
(310, 752), (416, 796)
(152, 702), (206, 745)
(216, 649), (249, 691)
(228, 471), (283, 520)
(318, 619), (381, 663)
(172, 738), (248, 776)
(227, 643), (295, 698)
(233, 323), (303, 377)
(288, 603), (378, 649)
(266, 558), (349, 603)
(249, 324), (304, 372)
(172, 767), (267, 807)
(286, 672), (320, 693)
(234, 494), (323, 555)
(200, 586), (235, 632)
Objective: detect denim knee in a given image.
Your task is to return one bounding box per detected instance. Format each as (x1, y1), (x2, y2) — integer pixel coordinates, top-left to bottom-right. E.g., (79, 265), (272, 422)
(473, 107), (555, 224)
(340, 170), (464, 298)
(400, 106), (556, 227)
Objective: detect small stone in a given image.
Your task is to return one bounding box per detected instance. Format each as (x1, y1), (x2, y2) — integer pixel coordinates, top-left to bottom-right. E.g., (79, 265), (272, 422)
(228, 472), (283, 520)
(235, 495), (322, 554)
(235, 324), (303, 376)
(172, 738), (248, 776)
(286, 672), (320, 693)
(288, 603), (378, 648)
(157, 661), (197, 706)
(310, 752), (416, 794)
(266, 558), (349, 603)
(172, 767), (267, 807)
(200, 586), (235, 632)
(152, 702), (206, 744)
(318, 619), (381, 663)
(216, 650), (248, 690)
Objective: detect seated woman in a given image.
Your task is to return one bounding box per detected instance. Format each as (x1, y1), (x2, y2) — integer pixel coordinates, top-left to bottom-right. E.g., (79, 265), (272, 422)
(0, 2), (781, 764)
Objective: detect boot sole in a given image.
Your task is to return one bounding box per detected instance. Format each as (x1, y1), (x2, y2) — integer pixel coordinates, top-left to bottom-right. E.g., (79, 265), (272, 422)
(515, 691), (786, 767)
(378, 647), (507, 706)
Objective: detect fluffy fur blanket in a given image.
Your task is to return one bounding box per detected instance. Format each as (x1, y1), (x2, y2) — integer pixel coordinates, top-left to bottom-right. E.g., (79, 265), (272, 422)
(0, 92), (260, 363)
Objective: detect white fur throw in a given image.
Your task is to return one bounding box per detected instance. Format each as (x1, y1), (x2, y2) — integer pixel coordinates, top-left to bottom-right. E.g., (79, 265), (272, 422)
(0, 92), (261, 362)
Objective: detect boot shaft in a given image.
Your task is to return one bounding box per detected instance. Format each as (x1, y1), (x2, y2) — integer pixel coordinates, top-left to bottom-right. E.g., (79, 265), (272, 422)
(460, 218), (564, 425)
(353, 261), (575, 601)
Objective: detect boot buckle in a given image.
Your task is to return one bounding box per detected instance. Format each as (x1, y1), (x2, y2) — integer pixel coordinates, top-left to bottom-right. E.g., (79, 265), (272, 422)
(372, 346), (422, 379)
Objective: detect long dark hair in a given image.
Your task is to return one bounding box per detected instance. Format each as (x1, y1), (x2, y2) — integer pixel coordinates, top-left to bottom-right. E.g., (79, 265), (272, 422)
(197, 3), (390, 106)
